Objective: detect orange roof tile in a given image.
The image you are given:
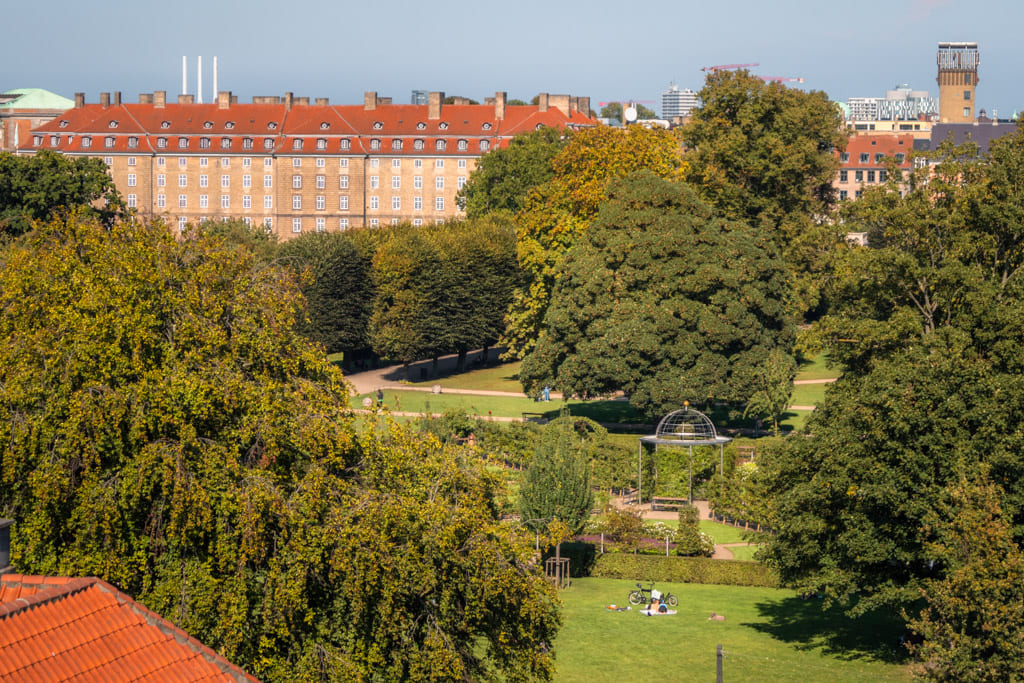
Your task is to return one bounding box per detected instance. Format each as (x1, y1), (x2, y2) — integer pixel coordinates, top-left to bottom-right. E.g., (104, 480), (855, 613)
(0, 574), (256, 682)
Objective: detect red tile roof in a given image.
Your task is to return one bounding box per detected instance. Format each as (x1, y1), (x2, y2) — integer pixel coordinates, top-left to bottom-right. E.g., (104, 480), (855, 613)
(0, 574), (256, 682)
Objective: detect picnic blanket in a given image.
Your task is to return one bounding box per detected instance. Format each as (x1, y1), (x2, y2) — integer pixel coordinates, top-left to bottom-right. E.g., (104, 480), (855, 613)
(641, 609), (677, 616)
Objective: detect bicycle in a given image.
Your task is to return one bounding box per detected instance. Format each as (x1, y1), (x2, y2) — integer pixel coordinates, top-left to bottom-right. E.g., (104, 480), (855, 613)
(627, 581), (678, 607)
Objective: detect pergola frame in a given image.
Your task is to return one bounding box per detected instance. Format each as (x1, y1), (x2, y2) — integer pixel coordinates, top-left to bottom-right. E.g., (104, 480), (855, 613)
(637, 407), (731, 505)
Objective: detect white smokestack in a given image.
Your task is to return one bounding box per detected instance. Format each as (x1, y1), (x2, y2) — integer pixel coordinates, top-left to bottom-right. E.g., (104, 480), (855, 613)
(213, 56), (218, 102)
(182, 56), (187, 96)
(197, 56), (203, 104)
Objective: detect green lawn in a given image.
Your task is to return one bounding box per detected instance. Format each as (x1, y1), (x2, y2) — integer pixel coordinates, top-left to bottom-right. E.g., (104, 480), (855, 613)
(795, 354), (841, 382)
(408, 361), (525, 393)
(725, 544), (762, 562)
(699, 521), (753, 545)
(554, 578), (910, 682)
(790, 382), (828, 408)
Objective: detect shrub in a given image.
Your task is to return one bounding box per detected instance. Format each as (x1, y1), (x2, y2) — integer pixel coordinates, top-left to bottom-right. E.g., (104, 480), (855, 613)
(590, 553), (779, 587)
(675, 505), (715, 557)
(604, 507), (644, 553)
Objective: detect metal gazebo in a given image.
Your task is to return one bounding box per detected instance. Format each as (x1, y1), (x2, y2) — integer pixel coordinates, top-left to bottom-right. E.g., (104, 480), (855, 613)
(638, 405), (732, 505)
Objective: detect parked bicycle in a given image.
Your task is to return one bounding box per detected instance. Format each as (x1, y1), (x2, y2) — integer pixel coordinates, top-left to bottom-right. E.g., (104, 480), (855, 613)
(627, 581), (678, 607)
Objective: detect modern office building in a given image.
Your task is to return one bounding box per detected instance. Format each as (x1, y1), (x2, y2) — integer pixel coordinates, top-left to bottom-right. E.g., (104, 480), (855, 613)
(24, 90), (595, 237)
(661, 84), (699, 120)
(846, 85), (937, 123)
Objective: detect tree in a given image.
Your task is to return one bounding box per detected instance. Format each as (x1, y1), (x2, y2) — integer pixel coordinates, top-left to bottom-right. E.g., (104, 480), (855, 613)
(763, 334), (1024, 615)
(197, 217), (279, 263)
(0, 215), (559, 680)
(0, 150), (124, 236)
(503, 125), (685, 357)
(517, 416), (595, 538)
(457, 126), (566, 218)
(276, 231), (375, 356)
(742, 348), (797, 436)
(909, 476), (1024, 681)
(598, 102), (657, 121)
(519, 171), (794, 416)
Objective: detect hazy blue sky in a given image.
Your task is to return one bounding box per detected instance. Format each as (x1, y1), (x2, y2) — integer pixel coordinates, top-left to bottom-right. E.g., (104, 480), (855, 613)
(7, 0), (1022, 118)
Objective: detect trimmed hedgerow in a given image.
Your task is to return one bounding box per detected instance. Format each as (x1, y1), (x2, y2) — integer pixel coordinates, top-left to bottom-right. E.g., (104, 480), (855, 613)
(589, 553), (778, 587)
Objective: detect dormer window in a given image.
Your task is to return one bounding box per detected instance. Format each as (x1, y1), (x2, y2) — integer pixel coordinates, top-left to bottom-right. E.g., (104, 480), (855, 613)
(414, 139), (425, 150)
(320, 122), (330, 130)
(480, 140), (490, 151)
(370, 139), (381, 150)
(439, 122), (449, 130)
(108, 120), (119, 128)
(161, 121), (171, 128)
(267, 121), (278, 130)
(457, 139), (468, 151)
(392, 139), (403, 151)
(221, 137), (231, 149)
(316, 138), (327, 150)
(59, 120), (69, 128)
(482, 122), (492, 131)
(225, 121), (235, 129)
(263, 138), (274, 150)
(242, 137), (253, 149)
(435, 139), (446, 151)
(106, 136), (117, 148)
(292, 139), (304, 150)
(33, 135), (42, 146)
(50, 135), (59, 146)
(200, 137), (211, 149)
(203, 121), (214, 129)
(128, 136), (138, 148)
(156, 137), (167, 148)
(373, 121), (383, 130)
(178, 137), (189, 149)
(340, 138), (351, 150)
(81, 136), (92, 148)
(416, 122), (426, 130)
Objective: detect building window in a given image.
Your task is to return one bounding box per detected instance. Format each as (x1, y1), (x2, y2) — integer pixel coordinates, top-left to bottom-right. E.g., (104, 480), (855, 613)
(435, 159), (444, 169)
(264, 138), (274, 150)
(435, 140), (446, 151)
(293, 195), (302, 210)
(414, 196), (422, 210)
(200, 157), (208, 167)
(458, 159), (467, 169)
(480, 140), (490, 152)
(316, 158), (325, 168)
(316, 138), (327, 150)
(264, 175), (272, 188)
(81, 136), (92, 148)
(370, 139), (381, 150)
(414, 159), (423, 168)
(157, 194), (166, 208)
(127, 194), (137, 208)
(392, 159), (401, 168)
(106, 136), (116, 148)
(200, 175), (209, 188)
(855, 190), (863, 199)
(177, 157), (186, 167)
(292, 175), (302, 189)
(264, 217), (273, 229)
(128, 136), (138, 148)
(221, 175), (229, 188)
(316, 217), (325, 232)
(895, 153), (905, 163)
(293, 158), (301, 167)
(264, 157), (273, 167)
(414, 176), (423, 189)
(179, 216), (187, 231)
(859, 153), (869, 163)
(216, 195), (227, 209)
(127, 174), (137, 187)
(50, 135), (60, 147)
(339, 158), (349, 168)
(339, 175), (349, 189)
(242, 195), (252, 209)
(855, 170), (863, 182)
(221, 138), (231, 149)
(157, 157), (165, 166)
(200, 195), (209, 208)
(370, 176), (379, 189)
(316, 195), (325, 210)
(370, 196), (379, 210)
(104, 157), (113, 166)
(839, 170), (847, 182)
(457, 176), (466, 189)
(243, 217), (252, 226)
(963, 107), (971, 118)
(339, 196), (349, 211)
(370, 218), (379, 227)
(292, 218), (302, 233)
(340, 218), (349, 230)
(840, 152), (849, 163)
(157, 174), (166, 187)
(127, 157), (136, 166)
(178, 194), (187, 208)
(340, 139), (351, 150)
(316, 175), (325, 189)
(243, 138), (253, 149)
(264, 195), (273, 209)
(879, 170), (888, 182)
(435, 197), (444, 211)
(293, 139), (304, 150)
(963, 90), (971, 101)
(392, 176), (401, 189)
(413, 218), (422, 226)
(874, 153), (885, 163)
(370, 159), (379, 168)
(242, 175), (251, 188)
(392, 197), (401, 210)
(221, 157), (229, 168)
(242, 158), (251, 167)
(867, 170), (876, 182)
(200, 137), (211, 149)
(435, 177), (444, 190)
(457, 139), (468, 151)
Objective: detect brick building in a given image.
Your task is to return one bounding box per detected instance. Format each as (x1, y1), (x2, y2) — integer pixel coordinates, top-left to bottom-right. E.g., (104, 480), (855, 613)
(23, 90), (594, 237)
(835, 133), (916, 201)
(0, 88), (74, 152)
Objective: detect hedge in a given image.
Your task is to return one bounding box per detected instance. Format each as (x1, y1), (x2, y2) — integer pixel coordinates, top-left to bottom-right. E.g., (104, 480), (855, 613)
(588, 553), (779, 588)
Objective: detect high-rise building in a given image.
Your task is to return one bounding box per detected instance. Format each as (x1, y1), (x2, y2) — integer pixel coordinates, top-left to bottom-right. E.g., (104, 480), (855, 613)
(411, 90), (428, 105)
(937, 42), (979, 123)
(846, 85), (937, 122)
(661, 84), (698, 119)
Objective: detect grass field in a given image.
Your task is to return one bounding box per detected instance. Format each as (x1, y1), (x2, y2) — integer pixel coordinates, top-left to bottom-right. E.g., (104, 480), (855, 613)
(790, 382), (828, 408)
(725, 544), (762, 562)
(554, 578), (911, 682)
(795, 354), (841, 382)
(408, 361), (525, 393)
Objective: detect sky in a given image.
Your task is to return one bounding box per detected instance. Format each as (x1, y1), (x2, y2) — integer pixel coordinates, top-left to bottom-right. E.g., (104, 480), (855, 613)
(6, 0), (1022, 119)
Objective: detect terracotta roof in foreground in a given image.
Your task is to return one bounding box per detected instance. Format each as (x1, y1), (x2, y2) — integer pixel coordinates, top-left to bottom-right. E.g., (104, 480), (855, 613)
(0, 574), (256, 682)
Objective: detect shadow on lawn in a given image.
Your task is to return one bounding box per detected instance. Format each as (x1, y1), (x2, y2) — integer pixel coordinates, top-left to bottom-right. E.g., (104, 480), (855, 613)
(743, 596), (910, 664)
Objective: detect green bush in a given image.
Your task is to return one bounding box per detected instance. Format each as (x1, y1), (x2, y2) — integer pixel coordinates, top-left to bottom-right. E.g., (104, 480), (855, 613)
(589, 553), (779, 587)
(675, 505), (715, 557)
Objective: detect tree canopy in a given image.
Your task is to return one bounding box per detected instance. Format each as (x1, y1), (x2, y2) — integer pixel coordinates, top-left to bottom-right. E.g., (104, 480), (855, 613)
(0, 215), (558, 680)
(517, 415), (595, 537)
(520, 171), (794, 415)
(0, 150), (124, 236)
(598, 102), (657, 121)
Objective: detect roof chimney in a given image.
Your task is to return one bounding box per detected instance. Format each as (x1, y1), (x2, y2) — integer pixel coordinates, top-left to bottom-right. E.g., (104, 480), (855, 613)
(294, 96), (309, 106)
(113, 91), (121, 107)
(74, 92), (85, 108)
(0, 519), (12, 574)
(428, 91), (444, 120)
(315, 97), (329, 106)
(154, 90), (166, 108)
(494, 91), (507, 120)
(537, 93), (549, 112)
(217, 91), (231, 109)
(139, 93), (153, 104)
(100, 92), (110, 108)
(364, 91), (377, 111)
(549, 95), (570, 116)
(177, 94), (194, 104)
(285, 92), (294, 111)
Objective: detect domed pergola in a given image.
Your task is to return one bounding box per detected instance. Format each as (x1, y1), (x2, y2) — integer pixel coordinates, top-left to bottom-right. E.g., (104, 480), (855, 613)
(638, 405), (732, 505)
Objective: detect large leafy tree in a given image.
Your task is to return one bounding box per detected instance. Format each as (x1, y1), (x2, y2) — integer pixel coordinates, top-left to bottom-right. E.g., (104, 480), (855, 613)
(520, 171), (794, 416)
(457, 126), (567, 218)
(0, 215), (558, 680)
(517, 415), (595, 538)
(503, 125), (685, 357)
(0, 150), (124, 236)
(598, 102), (657, 121)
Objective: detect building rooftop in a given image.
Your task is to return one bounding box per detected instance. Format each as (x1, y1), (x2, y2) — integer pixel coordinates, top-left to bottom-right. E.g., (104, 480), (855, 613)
(0, 88), (74, 111)
(0, 574), (255, 681)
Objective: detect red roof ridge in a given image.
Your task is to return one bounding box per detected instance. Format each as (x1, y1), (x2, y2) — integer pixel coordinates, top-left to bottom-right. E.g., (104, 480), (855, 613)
(0, 575), (95, 618)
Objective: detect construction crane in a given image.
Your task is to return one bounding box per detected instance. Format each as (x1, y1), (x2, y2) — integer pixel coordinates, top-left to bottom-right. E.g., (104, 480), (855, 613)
(759, 76), (805, 83)
(702, 63), (759, 73)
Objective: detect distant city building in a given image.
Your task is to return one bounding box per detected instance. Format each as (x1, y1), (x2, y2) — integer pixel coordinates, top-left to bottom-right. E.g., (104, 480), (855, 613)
(937, 41), (979, 123)
(834, 133), (915, 202)
(0, 88), (74, 152)
(25, 89), (595, 238)
(411, 90), (428, 105)
(846, 84), (937, 122)
(661, 83), (698, 119)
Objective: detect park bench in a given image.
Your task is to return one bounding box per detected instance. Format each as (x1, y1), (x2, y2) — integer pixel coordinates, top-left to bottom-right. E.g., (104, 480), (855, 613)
(651, 497), (690, 512)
